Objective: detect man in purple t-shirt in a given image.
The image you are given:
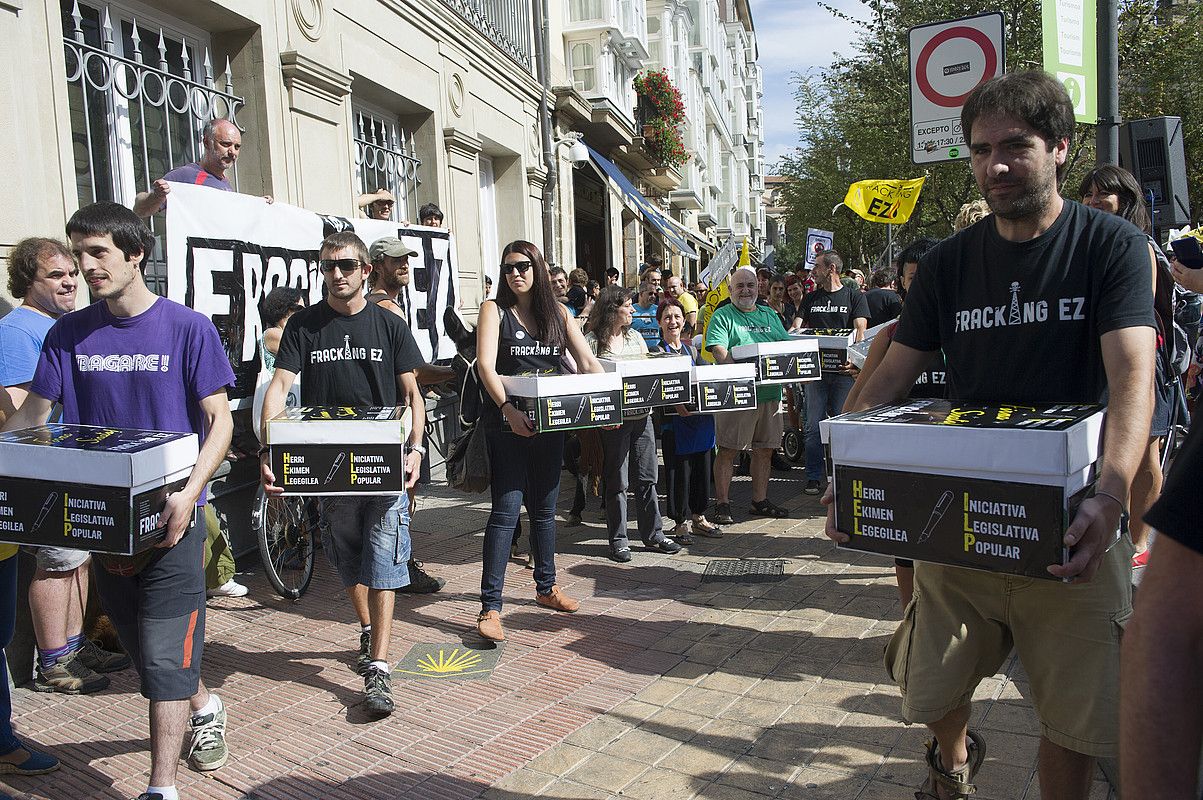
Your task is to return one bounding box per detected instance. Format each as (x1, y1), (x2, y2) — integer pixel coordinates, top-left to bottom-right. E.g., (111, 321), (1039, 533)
(4, 203), (235, 800)
(132, 119), (271, 218)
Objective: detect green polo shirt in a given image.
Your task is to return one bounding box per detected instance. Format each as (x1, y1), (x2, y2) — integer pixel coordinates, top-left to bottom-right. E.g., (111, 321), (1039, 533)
(704, 302), (790, 402)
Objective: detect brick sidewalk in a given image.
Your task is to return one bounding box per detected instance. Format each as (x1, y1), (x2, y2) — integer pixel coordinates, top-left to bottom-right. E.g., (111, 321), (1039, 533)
(2, 472), (1114, 800)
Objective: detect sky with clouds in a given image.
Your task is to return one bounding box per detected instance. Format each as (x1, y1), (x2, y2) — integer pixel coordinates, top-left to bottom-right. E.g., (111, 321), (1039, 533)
(750, 0), (862, 173)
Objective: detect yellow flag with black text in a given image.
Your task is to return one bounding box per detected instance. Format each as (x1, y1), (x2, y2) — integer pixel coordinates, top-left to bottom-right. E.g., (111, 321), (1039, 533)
(844, 178), (925, 224)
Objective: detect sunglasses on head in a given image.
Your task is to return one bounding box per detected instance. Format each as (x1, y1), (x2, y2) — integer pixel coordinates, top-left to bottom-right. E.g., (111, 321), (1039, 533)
(319, 258), (365, 274)
(501, 260), (533, 275)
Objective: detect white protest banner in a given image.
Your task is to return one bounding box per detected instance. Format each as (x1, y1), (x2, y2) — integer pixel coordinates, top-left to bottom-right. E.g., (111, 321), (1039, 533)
(165, 182), (461, 409)
(700, 236), (739, 287)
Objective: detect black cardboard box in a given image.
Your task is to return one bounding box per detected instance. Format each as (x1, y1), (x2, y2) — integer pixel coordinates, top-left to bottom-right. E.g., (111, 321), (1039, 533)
(729, 338), (821, 384)
(821, 400), (1104, 579)
(0, 424), (198, 554)
(693, 363), (758, 412)
(598, 353), (693, 409)
(500, 372), (623, 432)
(793, 328), (857, 372)
(267, 406), (411, 495)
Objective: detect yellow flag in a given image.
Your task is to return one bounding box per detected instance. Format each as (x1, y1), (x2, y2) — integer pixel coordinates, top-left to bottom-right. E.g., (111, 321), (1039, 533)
(738, 238), (750, 268)
(698, 277), (730, 364)
(843, 178), (925, 224)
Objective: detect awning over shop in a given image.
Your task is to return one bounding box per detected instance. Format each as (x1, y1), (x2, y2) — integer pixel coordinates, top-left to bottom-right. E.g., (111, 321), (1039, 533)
(585, 145), (699, 260)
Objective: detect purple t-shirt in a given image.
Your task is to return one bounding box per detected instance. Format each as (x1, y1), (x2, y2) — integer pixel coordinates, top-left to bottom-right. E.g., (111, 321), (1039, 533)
(163, 162), (233, 192)
(31, 298), (235, 501)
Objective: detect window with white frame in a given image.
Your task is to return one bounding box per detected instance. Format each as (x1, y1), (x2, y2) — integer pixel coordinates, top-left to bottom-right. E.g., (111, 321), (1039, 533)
(570, 41), (596, 92)
(61, 0), (242, 295)
(568, 0), (602, 22)
(352, 103), (421, 224)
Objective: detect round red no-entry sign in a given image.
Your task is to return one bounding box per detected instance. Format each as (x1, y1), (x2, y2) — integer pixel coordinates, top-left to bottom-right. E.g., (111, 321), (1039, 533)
(915, 26), (999, 108)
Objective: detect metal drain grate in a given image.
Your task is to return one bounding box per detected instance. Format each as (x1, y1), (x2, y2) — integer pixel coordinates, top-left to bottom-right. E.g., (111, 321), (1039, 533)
(701, 559), (786, 583)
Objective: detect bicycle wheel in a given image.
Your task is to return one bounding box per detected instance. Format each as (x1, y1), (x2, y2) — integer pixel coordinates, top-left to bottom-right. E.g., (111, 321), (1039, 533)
(782, 427), (804, 463)
(255, 486), (316, 600)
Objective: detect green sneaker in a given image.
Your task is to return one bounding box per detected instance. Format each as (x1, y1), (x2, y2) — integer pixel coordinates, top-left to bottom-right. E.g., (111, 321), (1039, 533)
(32, 650), (109, 695)
(363, 665), (394, 718)
(355, 628), (372, 675)
(188, 700), (229, 771)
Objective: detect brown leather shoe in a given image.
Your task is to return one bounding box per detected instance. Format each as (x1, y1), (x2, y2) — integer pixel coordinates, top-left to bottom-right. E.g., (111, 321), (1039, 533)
(476, 610), (506, 642)
(535, 585), (580, 613)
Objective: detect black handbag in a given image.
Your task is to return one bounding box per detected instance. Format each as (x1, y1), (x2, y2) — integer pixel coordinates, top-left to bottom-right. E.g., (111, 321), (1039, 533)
(447, 422), (490, 493)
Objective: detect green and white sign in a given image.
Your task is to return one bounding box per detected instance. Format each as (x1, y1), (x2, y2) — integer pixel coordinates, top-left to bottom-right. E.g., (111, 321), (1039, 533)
(1042, 0), (1097, 124)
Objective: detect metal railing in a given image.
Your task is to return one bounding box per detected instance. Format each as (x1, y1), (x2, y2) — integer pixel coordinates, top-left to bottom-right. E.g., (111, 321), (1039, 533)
(354, 113), (422, 224)
(439, 0), (532, 68)
(63, 0), (244, 295)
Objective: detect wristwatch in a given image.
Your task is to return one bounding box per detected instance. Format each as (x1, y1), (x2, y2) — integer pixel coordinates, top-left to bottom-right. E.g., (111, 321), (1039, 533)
(410, 443), (427, 456)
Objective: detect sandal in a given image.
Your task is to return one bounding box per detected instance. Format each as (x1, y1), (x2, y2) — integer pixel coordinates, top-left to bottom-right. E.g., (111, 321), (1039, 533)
(749, 499), (789, 518)
(915, 730), (985, 799)
(692, 518), (724, 538)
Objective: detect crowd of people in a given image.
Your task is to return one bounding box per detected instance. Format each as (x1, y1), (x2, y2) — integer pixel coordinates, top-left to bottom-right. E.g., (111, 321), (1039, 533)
(0, 69), (1201, 800)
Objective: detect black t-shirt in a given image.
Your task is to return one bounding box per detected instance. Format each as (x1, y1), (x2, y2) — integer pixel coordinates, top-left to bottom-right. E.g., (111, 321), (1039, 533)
(1144, 421), (1203, 555)
(865, 287), (902, 328)
(801, 284), (869, 330)
(894, 201), (1155, 403)
(275, 301), (424, 406)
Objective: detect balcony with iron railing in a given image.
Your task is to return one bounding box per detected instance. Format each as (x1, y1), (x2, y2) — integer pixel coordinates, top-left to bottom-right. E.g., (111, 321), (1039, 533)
(439, 0), (532, 68)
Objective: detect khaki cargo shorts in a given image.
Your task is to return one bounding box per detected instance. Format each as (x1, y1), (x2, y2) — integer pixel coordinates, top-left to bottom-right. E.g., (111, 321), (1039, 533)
(884, 534), (1134, 758)
(715, 401), (783, 451)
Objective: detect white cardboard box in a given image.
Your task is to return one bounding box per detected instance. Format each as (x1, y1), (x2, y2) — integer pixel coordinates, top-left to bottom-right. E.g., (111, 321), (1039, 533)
(500, 372), (623, 431)
(267, 406), (411, 495)
(691, 363), (758, 412)
(846, 319), (896, 369)
(793, 328), (857, 372)
(730, 338), (821, 384)
(598, 354), (693, 409)
(0, 424), (198, 554)
(821, 399), (1105, 579)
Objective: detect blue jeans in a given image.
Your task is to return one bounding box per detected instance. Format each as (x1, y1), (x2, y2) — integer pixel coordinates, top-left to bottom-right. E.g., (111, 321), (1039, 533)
(803, 373), (856, 480)
(0, 555), (19, 752)
(319, 494), (411, 590)
(481, 429), (565, 612)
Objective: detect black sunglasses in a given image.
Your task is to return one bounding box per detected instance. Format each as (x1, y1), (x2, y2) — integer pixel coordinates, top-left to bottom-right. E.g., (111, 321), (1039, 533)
(501, 260), (533, 275)
(319, 258), (365, 274)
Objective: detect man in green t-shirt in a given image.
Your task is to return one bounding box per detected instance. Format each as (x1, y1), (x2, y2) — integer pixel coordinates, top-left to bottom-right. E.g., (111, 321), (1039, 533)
(704, 266), (792, 524)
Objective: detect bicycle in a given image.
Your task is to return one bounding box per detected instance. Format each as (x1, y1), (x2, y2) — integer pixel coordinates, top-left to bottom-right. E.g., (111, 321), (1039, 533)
(252, 485), (317, 600)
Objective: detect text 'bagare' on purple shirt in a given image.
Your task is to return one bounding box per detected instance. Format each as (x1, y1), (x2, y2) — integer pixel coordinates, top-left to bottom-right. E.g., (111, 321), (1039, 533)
(30, 297), (235, 502)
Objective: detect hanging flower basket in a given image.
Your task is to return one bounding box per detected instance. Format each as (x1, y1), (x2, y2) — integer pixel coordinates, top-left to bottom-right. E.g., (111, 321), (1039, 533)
(633, 69), (690, 170)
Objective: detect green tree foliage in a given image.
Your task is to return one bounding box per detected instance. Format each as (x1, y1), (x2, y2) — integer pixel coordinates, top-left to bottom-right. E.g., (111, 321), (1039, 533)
(778, 0), (1201, 268)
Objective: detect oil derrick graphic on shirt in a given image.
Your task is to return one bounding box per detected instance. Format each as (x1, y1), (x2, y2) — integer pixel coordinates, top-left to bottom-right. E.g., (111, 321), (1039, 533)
(1008, 283), (1022, 326)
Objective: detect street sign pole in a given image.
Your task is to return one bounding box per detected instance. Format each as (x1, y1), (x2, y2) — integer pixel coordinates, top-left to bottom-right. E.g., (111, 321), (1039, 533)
(1095, 0), (1120, 163)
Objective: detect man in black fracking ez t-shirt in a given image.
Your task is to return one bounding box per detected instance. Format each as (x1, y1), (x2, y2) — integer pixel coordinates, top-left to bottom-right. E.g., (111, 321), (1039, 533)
(799, 250), (868, 494)
(260, 231), (426, 721)
(825, 72), (1155, 800)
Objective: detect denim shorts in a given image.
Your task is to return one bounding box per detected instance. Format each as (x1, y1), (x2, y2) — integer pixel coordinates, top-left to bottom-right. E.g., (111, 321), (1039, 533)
(319, 494), (411, 590)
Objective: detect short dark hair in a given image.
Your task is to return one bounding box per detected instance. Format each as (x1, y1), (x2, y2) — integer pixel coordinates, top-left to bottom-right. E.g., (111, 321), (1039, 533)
(1077, 165), (1151, 233)
(319, 231), (369, 263)
(66, 202), (155, 269)
(897, 238), (940, 268)
(816, 250), (842, 271)
(870, 268), (896, 289)
(961, 71), (1075, 180)
(548, 266), (568, 279)
(418, 203), (444, 223)
(605, 267), (620, 279)
(261, 286), (305, 328)
(7, 238), (74, 298)
(656, 297), (684, 321)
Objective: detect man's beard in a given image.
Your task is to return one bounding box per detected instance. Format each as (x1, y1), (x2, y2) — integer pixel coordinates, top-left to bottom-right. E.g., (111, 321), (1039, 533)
(985, 161), (1058, 221)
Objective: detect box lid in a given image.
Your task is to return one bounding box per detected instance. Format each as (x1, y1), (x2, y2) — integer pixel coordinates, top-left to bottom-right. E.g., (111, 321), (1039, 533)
(730, 338), (820, 359)
(793, 329), (856, 348)
(267, 406), (411, 445)
(822, 400), (1104, 478)
(500, 372), (622, 396)
(598, 353), (693, 377)
(0, 424), (199, 488)
(692, 363), (757, 382)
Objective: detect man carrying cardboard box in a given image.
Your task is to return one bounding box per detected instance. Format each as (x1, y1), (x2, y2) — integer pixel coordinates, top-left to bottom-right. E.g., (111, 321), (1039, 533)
(260, 231), (426, 720)
(4, 204), (236, 800)
(825, 72), (1155, 800)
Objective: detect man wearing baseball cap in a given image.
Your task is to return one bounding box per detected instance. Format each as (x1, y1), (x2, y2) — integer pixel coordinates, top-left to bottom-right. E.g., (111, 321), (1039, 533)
(357, 188), (397, 221)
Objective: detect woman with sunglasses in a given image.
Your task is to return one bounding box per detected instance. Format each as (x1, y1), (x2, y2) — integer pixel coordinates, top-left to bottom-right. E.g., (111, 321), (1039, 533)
(474, 241), (601, 642)
(1080, 164), (1176, 568)
(585, 286), (681, 562)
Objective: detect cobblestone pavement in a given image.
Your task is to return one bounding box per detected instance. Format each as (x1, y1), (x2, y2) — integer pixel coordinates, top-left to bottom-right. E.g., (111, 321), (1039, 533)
(3, 471), (1115, 800)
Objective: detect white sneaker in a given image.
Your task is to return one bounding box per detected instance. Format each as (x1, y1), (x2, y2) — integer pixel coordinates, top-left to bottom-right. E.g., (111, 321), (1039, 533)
(207, 579), (248, 598)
